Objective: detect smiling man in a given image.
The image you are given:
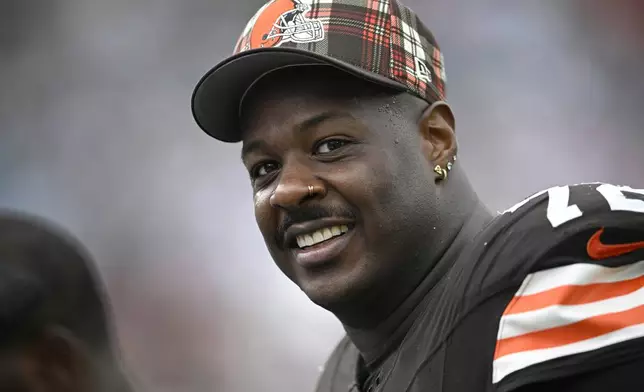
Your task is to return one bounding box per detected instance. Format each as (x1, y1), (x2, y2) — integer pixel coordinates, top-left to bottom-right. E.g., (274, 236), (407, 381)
(191, 1), (644, 391)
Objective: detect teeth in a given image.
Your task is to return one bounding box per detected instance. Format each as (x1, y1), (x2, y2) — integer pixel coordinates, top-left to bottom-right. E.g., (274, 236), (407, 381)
(296, 225), (350, 249)
(304, 235), (314, 247)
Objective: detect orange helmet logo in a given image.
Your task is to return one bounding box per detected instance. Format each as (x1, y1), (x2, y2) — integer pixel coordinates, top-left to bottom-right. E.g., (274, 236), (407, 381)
(237, 0), (325, 52)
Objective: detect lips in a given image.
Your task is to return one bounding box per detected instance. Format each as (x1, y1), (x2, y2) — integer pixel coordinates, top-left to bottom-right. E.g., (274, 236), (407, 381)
(283, 219), (353, 249)
(283, 219), (355, 268)
(295, 224), (349, 248)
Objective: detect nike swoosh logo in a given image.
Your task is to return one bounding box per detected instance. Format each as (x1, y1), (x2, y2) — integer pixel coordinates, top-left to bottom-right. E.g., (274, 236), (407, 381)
(587, 227), (644, 260)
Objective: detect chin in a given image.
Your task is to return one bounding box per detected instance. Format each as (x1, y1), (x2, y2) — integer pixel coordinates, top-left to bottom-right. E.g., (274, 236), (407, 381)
(297, 268), (372, 311)
(301, 282), (349, 309)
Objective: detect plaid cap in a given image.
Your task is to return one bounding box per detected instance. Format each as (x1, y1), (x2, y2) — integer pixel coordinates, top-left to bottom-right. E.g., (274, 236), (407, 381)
(191, 0), (447, 142)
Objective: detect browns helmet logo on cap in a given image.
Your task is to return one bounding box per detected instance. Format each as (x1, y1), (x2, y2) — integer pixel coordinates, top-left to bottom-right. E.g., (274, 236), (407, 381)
(196, 0), (448, 142)
(235, 0), (325, 52)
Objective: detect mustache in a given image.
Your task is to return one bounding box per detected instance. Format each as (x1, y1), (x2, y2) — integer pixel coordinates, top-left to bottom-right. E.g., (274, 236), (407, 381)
(276, 205), (357, 245)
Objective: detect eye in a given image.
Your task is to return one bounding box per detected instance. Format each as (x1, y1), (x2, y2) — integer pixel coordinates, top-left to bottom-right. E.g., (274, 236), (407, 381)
(251, 162), (280, 179)
(315, 139), (350, 154)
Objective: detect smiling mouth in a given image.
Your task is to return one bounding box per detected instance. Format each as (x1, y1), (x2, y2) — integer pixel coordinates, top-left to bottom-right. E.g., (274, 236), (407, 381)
(295, 225), (350, 249)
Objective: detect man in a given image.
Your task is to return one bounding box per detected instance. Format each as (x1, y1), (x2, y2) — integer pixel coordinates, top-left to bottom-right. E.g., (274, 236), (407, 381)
(0, 210), (135, 392)
(191, 0), (644, 391)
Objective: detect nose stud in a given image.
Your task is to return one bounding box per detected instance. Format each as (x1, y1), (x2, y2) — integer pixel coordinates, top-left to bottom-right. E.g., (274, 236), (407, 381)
(308, 185), (314, 197)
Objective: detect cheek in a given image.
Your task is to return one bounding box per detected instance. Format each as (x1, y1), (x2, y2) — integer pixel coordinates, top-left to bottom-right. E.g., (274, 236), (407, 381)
(253, 190), (274, 239)
(353, 151), (429, 233)
(360, 151), (405, 204)
(336, 157), (401, 224)
(253, 191), (296, 278)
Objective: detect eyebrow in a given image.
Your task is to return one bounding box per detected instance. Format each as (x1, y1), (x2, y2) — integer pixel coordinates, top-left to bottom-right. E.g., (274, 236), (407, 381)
(240, 111), (355, 161)
(240, 139), (268, 162)
(296, 111), (354, 133)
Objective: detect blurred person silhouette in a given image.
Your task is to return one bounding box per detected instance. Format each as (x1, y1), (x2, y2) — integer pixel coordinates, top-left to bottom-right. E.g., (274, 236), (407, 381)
(0, 210), (134, 392)
(191, 0), (644, 391)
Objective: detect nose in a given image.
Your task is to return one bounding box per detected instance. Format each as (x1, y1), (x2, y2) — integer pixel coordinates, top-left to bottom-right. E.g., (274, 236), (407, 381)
(269, 158), (325, 209)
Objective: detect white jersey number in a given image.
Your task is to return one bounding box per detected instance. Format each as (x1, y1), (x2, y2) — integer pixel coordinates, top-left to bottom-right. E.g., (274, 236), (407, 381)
(505, 183), (644, 228)
(546, 186), (583, 228)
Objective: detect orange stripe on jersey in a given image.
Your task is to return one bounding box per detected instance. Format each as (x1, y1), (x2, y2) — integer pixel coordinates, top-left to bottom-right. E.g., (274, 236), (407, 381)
(495, 304), (644, 360)
(492, 260), (644, 385)
(504, 274), (644, 315)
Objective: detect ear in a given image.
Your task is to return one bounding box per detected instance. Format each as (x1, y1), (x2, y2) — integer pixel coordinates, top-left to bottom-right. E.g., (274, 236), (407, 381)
(417, 101), (457, 167)
(24, 326), (91, 392)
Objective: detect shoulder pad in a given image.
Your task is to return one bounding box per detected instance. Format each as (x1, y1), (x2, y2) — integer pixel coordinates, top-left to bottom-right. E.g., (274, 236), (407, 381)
(491, 183), (644, 389)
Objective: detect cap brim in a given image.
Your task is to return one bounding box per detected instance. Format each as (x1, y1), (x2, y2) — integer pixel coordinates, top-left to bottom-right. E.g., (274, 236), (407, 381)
(191, 47), (408, 143)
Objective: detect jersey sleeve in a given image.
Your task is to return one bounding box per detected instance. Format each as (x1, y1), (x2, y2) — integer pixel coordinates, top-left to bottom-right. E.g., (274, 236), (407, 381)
(489, 183), (644, 391)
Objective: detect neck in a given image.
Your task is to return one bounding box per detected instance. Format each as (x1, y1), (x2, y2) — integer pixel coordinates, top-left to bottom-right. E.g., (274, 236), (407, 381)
(339, 173), (493, 365)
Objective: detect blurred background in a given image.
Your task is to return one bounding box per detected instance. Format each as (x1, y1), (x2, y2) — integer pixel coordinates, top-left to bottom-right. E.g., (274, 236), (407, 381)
(1, 0), (643, 391)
